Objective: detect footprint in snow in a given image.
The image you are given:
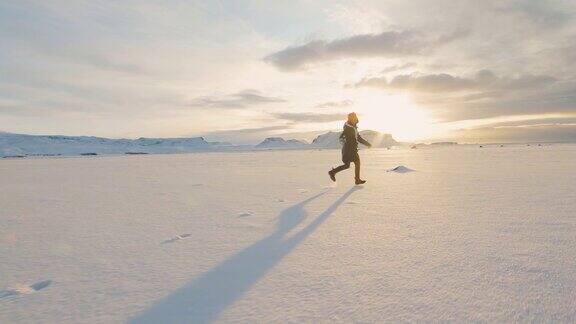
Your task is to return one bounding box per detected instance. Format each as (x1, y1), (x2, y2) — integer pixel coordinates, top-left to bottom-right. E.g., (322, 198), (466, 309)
(161, 233), (192, 244)
(0, 280), (52, 299)
(238, 211), (253, 218)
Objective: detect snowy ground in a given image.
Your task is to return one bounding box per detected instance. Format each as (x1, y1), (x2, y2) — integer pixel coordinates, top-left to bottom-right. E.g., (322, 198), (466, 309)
(1, 145), (576, 323)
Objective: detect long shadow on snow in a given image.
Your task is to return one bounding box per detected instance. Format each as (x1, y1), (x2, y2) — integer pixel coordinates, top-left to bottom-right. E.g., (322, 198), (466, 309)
(132, 186), (361, 324)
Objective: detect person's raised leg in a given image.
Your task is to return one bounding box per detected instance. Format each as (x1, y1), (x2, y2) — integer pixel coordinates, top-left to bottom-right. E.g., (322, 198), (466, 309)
(333, 162), (350, 174)
(329, 162), (350, 181)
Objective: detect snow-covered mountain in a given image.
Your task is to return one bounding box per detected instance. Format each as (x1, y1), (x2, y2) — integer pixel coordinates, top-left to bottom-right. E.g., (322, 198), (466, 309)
(311, 130), (398, 148)
(310, 131), (342, 148)
(0, 132), (226, 156)
(255, 137), (308, 149)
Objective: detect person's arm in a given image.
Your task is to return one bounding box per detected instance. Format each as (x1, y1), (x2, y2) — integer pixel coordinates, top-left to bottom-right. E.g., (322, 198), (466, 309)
(357, 134), (371, 147)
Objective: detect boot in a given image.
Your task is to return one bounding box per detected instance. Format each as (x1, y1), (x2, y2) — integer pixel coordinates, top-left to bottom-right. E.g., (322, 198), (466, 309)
(328, 169), (336, 182)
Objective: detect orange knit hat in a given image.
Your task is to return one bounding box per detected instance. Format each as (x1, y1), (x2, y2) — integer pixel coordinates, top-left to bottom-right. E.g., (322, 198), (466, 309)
(347, 112), (358, 124)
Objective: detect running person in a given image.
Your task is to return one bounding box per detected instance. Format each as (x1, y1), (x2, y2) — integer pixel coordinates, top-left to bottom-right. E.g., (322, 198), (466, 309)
(328, 112), (371, 185)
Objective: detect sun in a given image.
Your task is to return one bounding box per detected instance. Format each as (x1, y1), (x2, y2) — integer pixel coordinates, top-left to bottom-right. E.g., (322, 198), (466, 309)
(356, 92), (440, 142)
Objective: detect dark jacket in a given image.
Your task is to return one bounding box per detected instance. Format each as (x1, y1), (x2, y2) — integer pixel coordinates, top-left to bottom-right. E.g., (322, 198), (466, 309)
(339, 123), (371, 163)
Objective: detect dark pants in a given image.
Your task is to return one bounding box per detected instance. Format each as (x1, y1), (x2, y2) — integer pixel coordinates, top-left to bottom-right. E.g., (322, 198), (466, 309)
(332, 157), (361, 180)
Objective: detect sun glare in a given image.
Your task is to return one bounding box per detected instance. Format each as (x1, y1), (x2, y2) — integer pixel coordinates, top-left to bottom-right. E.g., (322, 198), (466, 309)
(357, 92), (440, 142)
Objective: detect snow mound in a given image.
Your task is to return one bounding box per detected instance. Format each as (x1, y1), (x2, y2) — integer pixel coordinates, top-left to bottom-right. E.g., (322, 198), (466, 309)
(387, 165), (415, 173)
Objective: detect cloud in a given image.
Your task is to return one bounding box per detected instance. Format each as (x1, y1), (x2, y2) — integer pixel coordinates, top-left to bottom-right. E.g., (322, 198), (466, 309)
(356, 70), (557, 93)
(415, 79), (576, 122)
(446, 124), (576, 143)
(190, 90), (286, 108)
(206, 125), (290, 136)
(264, 31), (429, 71)
(315, 100), (353, 108)
(484, 116), (576, 128)
(381, 62), (417, 73)
(204, 125), (292, 144)
(498, 0), (573, 28)
(355, 68), (570, 123)
(272, 112), (346, 123)
(358, 73), (475, 93)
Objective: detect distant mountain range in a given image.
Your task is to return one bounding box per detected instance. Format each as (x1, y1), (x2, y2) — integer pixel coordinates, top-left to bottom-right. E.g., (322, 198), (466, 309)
(310, 130), (398, 148)
(255, 137), (308, 149)
(0, 130), (400, 157)
(0, 132), (234, 157)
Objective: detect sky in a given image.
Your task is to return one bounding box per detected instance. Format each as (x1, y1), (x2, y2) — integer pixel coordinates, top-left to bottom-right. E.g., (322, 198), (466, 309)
(1, 0), (576, 144)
